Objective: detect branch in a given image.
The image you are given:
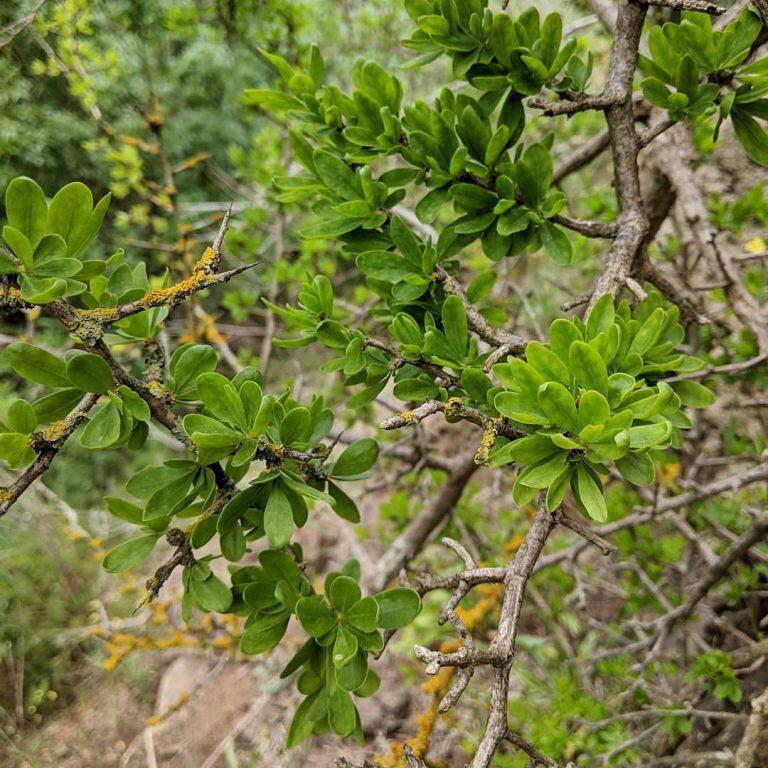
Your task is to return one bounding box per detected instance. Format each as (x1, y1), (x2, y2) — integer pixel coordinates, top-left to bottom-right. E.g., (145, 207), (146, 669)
(140, 528), (196, 607)
(734, 684), (768, 768)
(504, 730), (563, 768)
(588, 0), (650, 309)
(78, 261), (256, 325)
(363, 336), (461, 388)
(529, 92), (621, 117)
(467, 495), (558, 768)
(0, 393), (99, 517)
(640, 0), (725, 12)
(379, 398), (524, 442)
(434, 266), (527, 354)
(551, 213), (618, 239)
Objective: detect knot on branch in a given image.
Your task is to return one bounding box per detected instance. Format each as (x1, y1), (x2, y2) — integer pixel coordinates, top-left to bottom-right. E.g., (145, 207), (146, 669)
(141, 528), (195, 607)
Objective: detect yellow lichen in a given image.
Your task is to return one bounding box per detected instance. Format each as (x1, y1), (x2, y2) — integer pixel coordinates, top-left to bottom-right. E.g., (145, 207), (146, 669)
(0, 488), (13, 502)
(145, 693), (189, 727)
(79, 246), (220, 325)
(147, 380), (170, 399)
(474, 420), (498, 465)
(38, 420), (70, 443)
(398, 411), (416, 424)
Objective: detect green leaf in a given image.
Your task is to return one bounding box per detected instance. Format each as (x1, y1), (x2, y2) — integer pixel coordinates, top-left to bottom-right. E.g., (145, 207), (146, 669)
(518, 452), (569, 489)
(442, 294), (468, 360)
(623, 421), (672, 448)
(329, 688), (357, 736)
(573, 464), (607, 522)
(616, 452), (655, 485)
(731, 109), (768, 167)
(296, 595), (337, 637)
(335, 649), (369, 692)
(333, 624), (359, 668)
(569, 341), (608, 394)
(415, 187), (449, 224)
(327, 482), (360, 523)
(66, 353), (115, 394)
(494, 391), (549, 425)
(184, 414), (241, 449)
(189, 572), (233, 612)
(313, 150), (361, 200)
(357, 250), (413, 282)
(329, 575), (362, 613)
(104, 496), (144, 526)
(5, 342), (70, 388)
(549, 319), (582, 366)
(280, 406), (311, 444)
(6, 176), (47, 246)
(546, 467), (572, 511)
(490, 435), (560, 468)
(47, 182), (109, 258)
(578, 390), (611, 428)
(6, 399), (37, 434)
(375, 588), (421, 629)
(102, 532), (161, 572)
(345, 596), (380, 632)
(264, 485), (294, 548)
(628, 308), (665, 356)
(286, 690), (327, 748)
(19, 274), (67, 304)
(32, 233), (66, 269)
(332, 438), (378, 477)
(80, 402), (121, 449)
(540, 222), (572, 264)
(316, 319), (349, 349)
(586, 294), (615, 340)
(0, 432), (34, 466)
(0, 247), (20, 275)
(537, 382), (579, 433)
(670, 380), (715, 408)
(240, 614), (290, 654)
(143, 471), (194, 520)
(196, 372), (247, 430)
(168, 343), (219, 400)
(525, 341), (571, 388)
(540, 12), (563, 68)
